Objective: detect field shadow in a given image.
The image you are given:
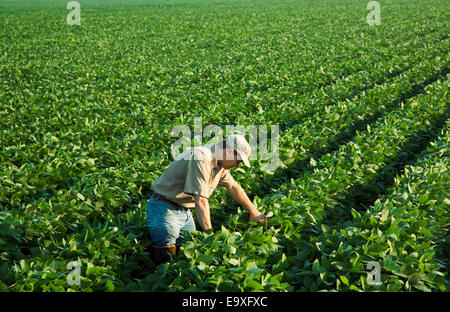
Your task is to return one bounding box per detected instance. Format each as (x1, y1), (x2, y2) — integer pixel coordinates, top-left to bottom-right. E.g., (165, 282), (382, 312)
(335, 103), (449, 214)
(279, 63), (414, 131)
(251, 66), (449, 200)
(280, 101), (449, 288)
(277, 28), (446, 132)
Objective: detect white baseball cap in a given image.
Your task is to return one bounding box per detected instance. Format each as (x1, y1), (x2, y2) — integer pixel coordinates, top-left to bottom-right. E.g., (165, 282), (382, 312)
(226, 134), (251, 167)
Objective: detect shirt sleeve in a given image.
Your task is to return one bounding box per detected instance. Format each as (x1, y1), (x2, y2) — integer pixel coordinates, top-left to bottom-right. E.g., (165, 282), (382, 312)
(218, 169), (236, 188)
(183, 158), (211, 198)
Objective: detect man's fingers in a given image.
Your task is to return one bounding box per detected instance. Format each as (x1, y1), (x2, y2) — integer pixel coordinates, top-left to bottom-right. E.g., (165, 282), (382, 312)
(257, 214), (268, 221)
(249, 214), (269, 224)
(248, 218), (272, 232)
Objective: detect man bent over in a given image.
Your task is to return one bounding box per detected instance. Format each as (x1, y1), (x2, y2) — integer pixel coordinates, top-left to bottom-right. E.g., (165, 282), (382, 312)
(146, 135), (267, 264)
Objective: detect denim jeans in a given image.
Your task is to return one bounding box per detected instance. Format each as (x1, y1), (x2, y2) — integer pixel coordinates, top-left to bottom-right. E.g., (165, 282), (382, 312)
(146, 196), (196, 247)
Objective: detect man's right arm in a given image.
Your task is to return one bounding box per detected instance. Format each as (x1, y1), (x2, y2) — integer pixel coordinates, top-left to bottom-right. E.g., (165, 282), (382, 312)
(194, 194), (212, 232)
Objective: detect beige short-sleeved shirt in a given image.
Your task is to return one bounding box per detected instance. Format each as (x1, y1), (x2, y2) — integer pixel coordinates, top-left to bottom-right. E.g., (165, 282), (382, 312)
(151, 144), (236, 208)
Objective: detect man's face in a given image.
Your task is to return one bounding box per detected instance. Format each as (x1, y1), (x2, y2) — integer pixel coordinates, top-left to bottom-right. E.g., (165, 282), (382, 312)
(221, 148), (243, 169)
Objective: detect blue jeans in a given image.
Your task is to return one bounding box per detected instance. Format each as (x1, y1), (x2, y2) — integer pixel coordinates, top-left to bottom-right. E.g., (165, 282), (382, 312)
(146, 196), (196, 247)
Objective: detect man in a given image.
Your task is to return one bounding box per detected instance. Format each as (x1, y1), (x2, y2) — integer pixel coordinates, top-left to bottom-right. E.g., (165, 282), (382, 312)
(146, 134), (267, 264)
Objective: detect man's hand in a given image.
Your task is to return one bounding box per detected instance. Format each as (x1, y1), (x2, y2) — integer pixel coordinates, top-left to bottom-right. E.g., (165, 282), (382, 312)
(248, 213), (272, 231)
(250, 213), (268, 223)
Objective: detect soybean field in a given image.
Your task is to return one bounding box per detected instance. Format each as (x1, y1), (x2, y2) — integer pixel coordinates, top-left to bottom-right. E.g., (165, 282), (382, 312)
(0, 0), (449, 292)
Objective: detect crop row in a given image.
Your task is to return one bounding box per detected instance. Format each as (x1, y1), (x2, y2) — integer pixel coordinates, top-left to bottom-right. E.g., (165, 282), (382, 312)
(251, 78), (449, 291)
(1, 0), (448, 292)
(362, 122), (449, 291)
(5, 73), (445, 291)
(2, 35), (446, 264)
(2, 17), (443, 147)
(238, 39), (449, 199)
(1, 1), (446, 147)
(124, 70), (449, 291)
(1, 27), (447, 218)
(1, 28), (447, 292)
